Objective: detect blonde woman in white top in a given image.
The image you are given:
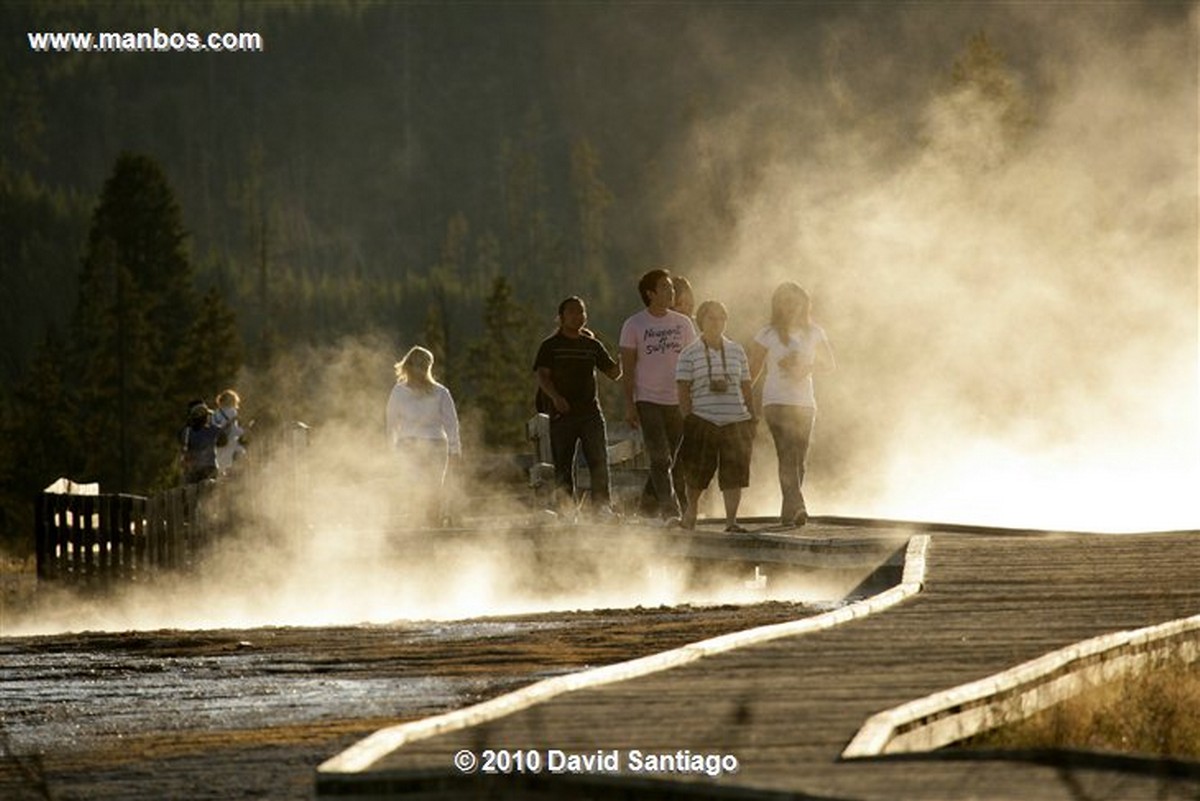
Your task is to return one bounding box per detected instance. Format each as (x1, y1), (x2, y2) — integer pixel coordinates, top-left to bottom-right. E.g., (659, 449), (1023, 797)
(747, 283), (835, 528)
(386, 346), (462, 525)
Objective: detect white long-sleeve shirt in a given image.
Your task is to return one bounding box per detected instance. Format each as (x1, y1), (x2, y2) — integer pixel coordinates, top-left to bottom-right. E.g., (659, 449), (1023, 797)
(385, 382), (462, 455)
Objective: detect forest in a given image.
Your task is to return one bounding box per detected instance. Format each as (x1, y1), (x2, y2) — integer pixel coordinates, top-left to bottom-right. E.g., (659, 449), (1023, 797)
(3, 1), (1195, 548)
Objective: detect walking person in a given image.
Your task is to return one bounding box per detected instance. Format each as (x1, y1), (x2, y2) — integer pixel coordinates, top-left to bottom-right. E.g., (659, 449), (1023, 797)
(533, 296), (622, 518)
(619, 269), (697, 523)
(748, 282), (836, 528)
(386, 346), (462, 527)
(675, 301), (755, 532)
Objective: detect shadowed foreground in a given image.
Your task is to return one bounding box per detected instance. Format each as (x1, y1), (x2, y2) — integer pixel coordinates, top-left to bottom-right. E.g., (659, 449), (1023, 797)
(0, 601), (824, 801)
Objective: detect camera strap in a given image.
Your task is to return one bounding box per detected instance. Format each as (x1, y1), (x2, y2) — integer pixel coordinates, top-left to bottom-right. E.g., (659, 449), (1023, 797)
(704, 339), (729, 387)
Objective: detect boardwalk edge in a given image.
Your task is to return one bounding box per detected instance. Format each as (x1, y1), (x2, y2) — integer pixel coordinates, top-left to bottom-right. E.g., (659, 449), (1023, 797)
(318, 534), (931, 776)
(841, 611), (1200, 759)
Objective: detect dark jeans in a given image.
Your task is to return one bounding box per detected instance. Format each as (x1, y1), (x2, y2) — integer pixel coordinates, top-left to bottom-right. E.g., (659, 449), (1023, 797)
(635, 401), (684, 518)
(764, 404), (816, 523)
(550, 411), (611, 507)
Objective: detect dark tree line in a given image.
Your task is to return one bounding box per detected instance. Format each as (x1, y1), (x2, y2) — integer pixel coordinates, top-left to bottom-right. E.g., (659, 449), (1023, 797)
(1, 2), (637, 391)
(0, 154), (242, 508)
(0, 0), (1056, 550)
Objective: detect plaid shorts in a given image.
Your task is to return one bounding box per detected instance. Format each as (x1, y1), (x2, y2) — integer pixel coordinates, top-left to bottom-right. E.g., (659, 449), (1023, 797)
(675, 415), (754, 491)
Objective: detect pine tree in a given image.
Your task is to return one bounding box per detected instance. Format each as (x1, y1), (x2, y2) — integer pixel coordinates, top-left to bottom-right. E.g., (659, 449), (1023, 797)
(175, 286), (243, 408)
(424, 212), (470, 374)
(72, 231), (161, 489)
(67, 153), (242, 492)
(569, 137), (614, 311)
(465, 275), (538, 448)
(498, 108), (565, 306)
(422, 295), (448, 373)
(0, 330), (80, 551)
(951, 31), (1032, 140)
(925, 31), (1033, 170)
(0, 330), (81, 494)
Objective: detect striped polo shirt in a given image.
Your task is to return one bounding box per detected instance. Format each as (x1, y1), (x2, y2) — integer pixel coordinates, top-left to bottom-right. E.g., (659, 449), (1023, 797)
(675, 336), (752, 426)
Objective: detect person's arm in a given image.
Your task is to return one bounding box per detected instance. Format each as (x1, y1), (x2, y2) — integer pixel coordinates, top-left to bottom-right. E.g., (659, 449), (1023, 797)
(440, 388), (462, 457)
(536, 366), (569, 414)
(385, 386), (402, 443)
(620, 346), (639, 427)
(676, 347), (695, 418)
(596, 340), (622, 381)
(677, 380), (693, 419)
(604, 345), (624, 381)
(738, 346), (755, 418)
(740, 380), (754, 419)
(747, 340), (767, 386)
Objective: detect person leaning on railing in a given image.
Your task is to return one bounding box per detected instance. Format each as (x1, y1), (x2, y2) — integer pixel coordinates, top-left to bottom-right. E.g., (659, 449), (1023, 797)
(180, 399), (220, 485)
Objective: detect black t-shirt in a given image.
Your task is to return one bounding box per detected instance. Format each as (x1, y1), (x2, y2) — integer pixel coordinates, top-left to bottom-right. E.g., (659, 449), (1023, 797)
(532, 332), (617, 417)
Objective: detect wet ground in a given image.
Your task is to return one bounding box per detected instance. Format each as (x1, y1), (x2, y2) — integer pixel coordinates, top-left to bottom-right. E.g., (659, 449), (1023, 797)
(0, 600), (827, 800)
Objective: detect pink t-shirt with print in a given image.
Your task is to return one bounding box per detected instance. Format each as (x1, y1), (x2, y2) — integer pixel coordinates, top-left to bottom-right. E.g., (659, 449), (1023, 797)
(619, 308), (697, 405)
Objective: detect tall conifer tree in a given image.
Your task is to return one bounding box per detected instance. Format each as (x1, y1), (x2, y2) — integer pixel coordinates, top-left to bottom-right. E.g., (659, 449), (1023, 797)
(70, 153), (241, 491)
(466, 275), (537, 448)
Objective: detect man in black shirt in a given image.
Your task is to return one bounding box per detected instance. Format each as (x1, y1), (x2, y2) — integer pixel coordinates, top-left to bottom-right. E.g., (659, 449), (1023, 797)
(533, 296), (622, 516)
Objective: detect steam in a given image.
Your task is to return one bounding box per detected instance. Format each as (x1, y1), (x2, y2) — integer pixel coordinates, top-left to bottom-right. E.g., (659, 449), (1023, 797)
(10, 4), (1196, 637)
(8, 337), (863, 637)
(663, 3), (1198, 532)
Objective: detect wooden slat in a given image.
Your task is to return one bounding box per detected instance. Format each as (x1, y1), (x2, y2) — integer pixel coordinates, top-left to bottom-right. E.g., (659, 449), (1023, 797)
(33, 482), (239, 587)
(319, 530), (1200, 801)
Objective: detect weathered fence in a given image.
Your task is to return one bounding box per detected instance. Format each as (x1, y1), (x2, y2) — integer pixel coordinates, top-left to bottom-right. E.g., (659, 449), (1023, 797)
(34, 421), (311, 587)
(524, 413), (647, 510)
(34, 481), (237, 587)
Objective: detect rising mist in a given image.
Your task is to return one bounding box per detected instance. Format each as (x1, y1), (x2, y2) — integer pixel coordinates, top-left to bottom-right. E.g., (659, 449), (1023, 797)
(7, 3), (1196, 636)
(612, 2), (1199, 532)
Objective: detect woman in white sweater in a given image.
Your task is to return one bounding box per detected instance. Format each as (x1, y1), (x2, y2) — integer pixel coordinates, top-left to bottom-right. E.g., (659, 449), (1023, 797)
(385, 346), (462, 525)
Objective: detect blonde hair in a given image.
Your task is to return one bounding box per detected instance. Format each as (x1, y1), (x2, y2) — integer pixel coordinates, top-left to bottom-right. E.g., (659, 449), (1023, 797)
(394, 346), (436, 391)
(216, 389), (240, 409)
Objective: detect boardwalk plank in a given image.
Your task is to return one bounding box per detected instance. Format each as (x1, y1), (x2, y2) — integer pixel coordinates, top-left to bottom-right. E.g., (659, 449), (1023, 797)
(320, 529), (1200, 800)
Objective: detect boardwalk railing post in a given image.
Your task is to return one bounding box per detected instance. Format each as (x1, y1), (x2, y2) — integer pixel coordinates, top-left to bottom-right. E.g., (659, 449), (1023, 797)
(34, 492), (56, 581)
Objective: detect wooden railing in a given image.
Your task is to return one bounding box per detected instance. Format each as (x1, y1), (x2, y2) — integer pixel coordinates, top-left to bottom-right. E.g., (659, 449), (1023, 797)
(34, 421), (309, 587)
(524, 413), (647, 509)
(34, 482), (239, 587)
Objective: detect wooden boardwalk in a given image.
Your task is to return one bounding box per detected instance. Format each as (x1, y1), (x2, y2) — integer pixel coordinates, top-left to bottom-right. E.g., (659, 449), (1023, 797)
(317, 525), (1200, 800)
